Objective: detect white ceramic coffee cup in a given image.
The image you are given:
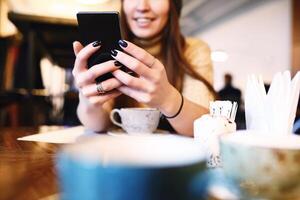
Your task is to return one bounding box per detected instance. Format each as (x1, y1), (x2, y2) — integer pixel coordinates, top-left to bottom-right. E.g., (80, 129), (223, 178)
(110, 108), (161, 134)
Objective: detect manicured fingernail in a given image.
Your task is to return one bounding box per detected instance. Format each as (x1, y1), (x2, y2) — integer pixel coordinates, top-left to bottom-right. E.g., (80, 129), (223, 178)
(118, 40), (128, 48)
(92, 40), (101, 47)
(111, 49), (118, 57)
(114, 61), (122, 67)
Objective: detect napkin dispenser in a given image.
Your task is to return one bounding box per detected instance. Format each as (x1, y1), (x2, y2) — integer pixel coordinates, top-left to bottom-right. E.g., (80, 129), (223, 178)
(194, 101), (237, 168)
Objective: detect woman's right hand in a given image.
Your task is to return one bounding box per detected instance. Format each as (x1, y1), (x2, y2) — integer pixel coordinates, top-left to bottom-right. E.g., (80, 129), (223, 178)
(72, 41), (122, 106)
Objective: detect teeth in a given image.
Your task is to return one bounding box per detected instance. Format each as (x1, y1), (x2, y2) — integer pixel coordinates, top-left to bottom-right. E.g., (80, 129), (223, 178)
(136, 18), (151, 23)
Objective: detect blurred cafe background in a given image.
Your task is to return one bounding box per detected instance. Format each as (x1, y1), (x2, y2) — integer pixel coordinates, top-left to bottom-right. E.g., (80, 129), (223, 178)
(0, 0), (299, 131)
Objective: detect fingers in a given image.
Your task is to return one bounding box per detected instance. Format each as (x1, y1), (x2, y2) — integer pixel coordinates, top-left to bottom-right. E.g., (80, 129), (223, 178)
(88, 90), (122, 106)
(75, 60), (120, 88)
(73, 41), (101, 76)
(118, 40), (158, 68)
(72, 41), (122, 107)
(81, 78), (122, 97)
(111, 50), (153, 79)
(117, 86), (149, 103)
(112, 69), (153, 93)
(73, 41), (83, 56)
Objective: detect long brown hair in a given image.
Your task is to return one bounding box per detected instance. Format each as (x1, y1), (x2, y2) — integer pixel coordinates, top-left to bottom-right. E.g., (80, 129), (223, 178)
(116, 0), (216, 108)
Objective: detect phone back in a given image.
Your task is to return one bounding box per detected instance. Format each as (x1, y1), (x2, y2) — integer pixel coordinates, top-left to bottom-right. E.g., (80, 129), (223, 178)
(77, 12), (122, 81)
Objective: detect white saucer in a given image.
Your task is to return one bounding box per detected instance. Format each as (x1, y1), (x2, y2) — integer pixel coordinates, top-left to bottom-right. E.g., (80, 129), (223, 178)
(107, 129), (170, 137)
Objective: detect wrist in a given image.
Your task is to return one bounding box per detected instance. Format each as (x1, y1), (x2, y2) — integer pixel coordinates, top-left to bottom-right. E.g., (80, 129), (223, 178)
(159, 87), (183, 118)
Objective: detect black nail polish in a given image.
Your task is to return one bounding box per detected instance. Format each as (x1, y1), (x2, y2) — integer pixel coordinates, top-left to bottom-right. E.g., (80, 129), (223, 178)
(118, 40), (128, 48)
(92, 40), (101, 47)
(111, 49), (118, 57)
(114, 61), (122, 67)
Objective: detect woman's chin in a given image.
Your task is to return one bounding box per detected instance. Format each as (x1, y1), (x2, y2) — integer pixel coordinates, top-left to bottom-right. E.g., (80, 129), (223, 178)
(131, 29), (159, 40)
(134, 31), (155, 39)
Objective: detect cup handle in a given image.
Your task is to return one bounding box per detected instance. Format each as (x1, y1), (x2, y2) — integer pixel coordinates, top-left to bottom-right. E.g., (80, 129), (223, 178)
(110, 109), (123, 128)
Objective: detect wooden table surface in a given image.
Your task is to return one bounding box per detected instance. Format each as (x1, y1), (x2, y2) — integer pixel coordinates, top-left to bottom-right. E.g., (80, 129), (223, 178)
(0, 127), (62, 200)
(0, 127), (234, 200)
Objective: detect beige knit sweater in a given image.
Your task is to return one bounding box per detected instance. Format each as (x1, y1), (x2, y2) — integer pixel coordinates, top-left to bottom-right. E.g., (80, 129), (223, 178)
(183, 38), (214, 108)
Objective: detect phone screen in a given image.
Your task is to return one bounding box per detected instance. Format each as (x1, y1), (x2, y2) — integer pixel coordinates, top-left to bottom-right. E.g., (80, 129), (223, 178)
(77, 12), (123, 82)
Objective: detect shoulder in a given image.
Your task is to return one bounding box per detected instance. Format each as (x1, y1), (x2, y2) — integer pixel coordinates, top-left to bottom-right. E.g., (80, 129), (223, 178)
(183, 37), (212, 73)
(185, 37), (211, 55)
(234, 87), (242, 95)
(182, 37), (214, 108)
(185, 37), (210, 48)
(184, 37), (211, 66)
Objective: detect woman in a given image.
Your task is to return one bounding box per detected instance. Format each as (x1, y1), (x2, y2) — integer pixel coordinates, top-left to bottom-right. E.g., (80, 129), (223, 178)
(72, 0), (215, 136)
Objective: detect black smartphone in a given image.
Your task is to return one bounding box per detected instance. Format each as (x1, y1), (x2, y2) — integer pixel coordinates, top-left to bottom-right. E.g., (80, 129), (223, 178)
(77, 11), (123, 82)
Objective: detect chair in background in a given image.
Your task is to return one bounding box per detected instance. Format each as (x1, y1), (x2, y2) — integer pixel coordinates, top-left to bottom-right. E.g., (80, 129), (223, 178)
(5, 12), (80, 126)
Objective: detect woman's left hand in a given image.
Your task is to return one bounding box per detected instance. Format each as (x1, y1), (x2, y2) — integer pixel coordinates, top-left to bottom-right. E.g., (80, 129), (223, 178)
(111, 40), (180, 114)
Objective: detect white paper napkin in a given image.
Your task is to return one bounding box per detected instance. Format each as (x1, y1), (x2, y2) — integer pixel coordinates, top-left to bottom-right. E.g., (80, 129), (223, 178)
(245, 71), (300, 134)
(17, 126), (91, 144)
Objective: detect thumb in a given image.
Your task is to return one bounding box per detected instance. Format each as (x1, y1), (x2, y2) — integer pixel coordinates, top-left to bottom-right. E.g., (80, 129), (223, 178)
(73, 41), (83, 56)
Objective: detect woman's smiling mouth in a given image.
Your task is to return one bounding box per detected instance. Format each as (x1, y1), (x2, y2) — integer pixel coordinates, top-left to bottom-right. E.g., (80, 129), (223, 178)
(134, 17), (155, 27)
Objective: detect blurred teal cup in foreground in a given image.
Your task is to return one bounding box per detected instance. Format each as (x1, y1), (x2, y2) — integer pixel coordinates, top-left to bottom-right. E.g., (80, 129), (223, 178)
(57, 135), (208, 200)
(220, 130), (300, 199)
